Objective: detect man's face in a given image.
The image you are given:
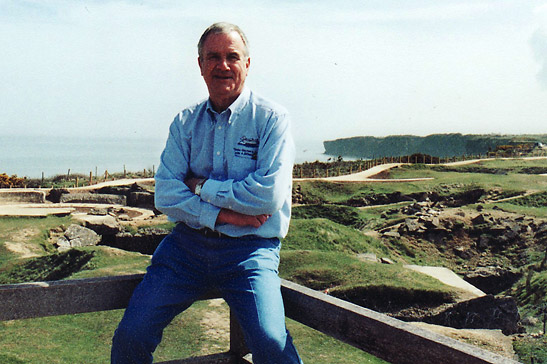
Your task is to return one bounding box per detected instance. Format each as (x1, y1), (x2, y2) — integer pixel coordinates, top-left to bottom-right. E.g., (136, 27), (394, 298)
(198, 31), (250, 111)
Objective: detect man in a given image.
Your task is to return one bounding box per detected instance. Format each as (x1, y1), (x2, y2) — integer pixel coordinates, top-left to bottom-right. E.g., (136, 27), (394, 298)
(111, 22), (303, 364)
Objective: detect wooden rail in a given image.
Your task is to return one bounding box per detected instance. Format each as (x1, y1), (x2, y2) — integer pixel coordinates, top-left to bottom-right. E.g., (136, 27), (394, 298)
(0, 275), (521, 364)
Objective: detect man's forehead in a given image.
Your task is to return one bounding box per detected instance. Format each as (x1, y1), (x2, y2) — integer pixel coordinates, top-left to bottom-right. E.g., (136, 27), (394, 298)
(202, 32), (246, 53)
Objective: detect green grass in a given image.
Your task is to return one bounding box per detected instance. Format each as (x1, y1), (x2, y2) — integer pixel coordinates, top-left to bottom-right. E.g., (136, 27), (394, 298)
(513, 335), (547, 364)
(292, 204), (367, 229)
(512, 271), (547, 310)
(0, 216), (73, 265)
(284, 218), (388, 255)
(0, 302), (208, 364)
(295, 158), (547, 208)
(69, 246), (150, 279)
(485, 202), (547, 218)
(387, 163), (547, 194)
(280, 250), (458, 295)
(0, 299), (387, 364)
(506, 191), (547, 208)
(0, 250), (95, 284)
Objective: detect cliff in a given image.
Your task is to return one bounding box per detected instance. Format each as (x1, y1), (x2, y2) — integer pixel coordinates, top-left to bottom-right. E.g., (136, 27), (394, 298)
(323, 133), (547, 159)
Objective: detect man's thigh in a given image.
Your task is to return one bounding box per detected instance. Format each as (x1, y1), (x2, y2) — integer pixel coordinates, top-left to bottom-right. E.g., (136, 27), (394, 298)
(121, 231), (211, 330)
(219, 242), (286, 340)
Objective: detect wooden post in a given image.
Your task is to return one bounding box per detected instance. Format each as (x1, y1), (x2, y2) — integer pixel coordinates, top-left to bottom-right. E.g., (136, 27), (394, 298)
(89, 172), (93, 186)
(124, 165), (126, 178)
(229, 310), (250, 358)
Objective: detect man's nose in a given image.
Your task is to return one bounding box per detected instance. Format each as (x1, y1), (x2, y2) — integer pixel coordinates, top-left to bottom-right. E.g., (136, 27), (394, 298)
(216, 58), (230, 70)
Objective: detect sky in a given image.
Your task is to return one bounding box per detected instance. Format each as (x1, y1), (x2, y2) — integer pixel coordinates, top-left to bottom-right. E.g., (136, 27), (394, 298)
(1, 0), (547, 146)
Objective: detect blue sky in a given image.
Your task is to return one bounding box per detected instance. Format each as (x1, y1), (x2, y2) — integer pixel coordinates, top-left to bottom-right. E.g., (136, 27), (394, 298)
(1, 0), (547, 145)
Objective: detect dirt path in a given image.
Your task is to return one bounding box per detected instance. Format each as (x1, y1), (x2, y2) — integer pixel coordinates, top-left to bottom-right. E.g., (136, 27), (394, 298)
(294, 163), (434, 183)
(198, 299), (230, 355)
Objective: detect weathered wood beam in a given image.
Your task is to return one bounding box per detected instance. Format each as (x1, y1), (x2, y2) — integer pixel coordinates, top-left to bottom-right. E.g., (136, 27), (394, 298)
(157, 352), (251, 364)
(0, 274), (144, 321)
(280, 279), (521, 364)
(0, 274), (223, 321)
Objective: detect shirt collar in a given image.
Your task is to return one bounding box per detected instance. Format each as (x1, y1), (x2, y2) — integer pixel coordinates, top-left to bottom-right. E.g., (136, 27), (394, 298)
(206, 87), (250, 121)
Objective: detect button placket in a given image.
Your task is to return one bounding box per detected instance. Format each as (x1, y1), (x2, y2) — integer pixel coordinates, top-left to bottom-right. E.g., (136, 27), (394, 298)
(212, 113), (227, 179)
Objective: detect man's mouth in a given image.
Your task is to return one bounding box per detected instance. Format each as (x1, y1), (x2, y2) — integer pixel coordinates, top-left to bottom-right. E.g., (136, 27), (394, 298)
(213, 75), (233, 80)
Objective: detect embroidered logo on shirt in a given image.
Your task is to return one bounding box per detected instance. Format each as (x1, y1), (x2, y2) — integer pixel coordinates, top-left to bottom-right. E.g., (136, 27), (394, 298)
(234, 136), (259, 160)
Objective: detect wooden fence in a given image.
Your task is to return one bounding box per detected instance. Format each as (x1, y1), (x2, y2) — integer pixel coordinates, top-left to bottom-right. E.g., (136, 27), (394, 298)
(0, 275), (521, 364)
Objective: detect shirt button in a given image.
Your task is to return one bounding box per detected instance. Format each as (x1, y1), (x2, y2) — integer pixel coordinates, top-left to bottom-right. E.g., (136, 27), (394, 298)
(216, 151), (221, 156)
(218, 126), (222, 130)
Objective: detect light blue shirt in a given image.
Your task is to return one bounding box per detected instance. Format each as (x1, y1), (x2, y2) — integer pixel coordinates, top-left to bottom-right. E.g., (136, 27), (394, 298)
(155, 88), (295, 239)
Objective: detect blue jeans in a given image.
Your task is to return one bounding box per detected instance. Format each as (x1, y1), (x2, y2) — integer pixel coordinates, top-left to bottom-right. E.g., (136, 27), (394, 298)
(111, 223), (303, 364)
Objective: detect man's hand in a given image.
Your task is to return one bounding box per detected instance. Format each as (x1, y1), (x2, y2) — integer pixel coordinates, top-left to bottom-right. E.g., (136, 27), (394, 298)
(217, 208), (271, 228)
(185, 177), (206, 194)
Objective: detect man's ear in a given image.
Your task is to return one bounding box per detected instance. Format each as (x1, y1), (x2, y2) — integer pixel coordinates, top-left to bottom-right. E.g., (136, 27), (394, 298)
(245, 57), (251, 72)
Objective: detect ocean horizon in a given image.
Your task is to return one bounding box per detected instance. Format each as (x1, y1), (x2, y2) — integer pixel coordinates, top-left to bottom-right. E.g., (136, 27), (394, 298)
(0, 135), (331, 179)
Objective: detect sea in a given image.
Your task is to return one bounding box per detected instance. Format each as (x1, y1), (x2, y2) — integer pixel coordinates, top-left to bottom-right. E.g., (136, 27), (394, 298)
(0, 135), (331, 179)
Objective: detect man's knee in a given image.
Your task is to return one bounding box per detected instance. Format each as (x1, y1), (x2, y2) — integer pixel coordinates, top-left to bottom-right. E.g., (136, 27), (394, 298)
(253, 325), (290, 353)
(113, 316), (159, 349)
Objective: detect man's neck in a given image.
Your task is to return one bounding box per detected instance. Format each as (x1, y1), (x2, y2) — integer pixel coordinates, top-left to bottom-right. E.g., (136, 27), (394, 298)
(210, 96), (236, 113)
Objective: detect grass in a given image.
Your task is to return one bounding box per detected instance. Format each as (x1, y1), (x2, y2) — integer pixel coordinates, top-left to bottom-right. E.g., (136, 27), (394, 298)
(284, 218), (388, 255)
(0, 299), (387, 364)
(292, 204), (367, 229)
(513, 335), (547, 364)
(69, 246), (150, 279)
(506, 191), (547, 208)
(387, 162), (547, 194)
(484, 203), (547, 218)
(0, 303), (206, 364)
(0, 216), (72, 265)
(280, 250), (458, 295)
(0, 250), (95, 284)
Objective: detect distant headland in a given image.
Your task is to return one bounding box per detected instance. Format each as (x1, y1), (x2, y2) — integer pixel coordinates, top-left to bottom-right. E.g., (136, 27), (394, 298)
(323, 133), (547, 159)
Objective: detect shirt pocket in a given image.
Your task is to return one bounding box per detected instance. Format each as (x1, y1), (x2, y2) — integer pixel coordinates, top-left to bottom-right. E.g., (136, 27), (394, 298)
(230, 137), (259, 180)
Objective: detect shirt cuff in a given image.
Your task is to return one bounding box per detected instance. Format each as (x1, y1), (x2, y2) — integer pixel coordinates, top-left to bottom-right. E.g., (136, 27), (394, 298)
(199, 178), (231, 207)
(199, 202), (221, 230)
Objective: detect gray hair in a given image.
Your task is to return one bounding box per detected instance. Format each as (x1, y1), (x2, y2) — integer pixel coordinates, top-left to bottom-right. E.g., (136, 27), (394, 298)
(197, 22), (250, 58)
